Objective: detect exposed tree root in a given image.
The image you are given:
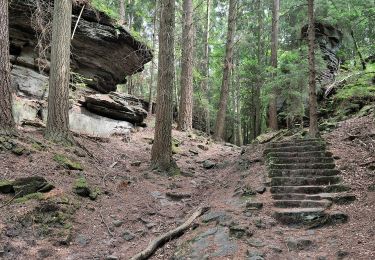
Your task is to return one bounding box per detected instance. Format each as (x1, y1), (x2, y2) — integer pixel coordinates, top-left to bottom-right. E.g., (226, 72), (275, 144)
(130, 205), (210, 260)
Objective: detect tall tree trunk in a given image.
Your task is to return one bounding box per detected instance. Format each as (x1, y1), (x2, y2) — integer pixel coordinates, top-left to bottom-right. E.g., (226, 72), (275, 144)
(214, 0), (237, 141)
(307, 0), (318, 137)
(0, 0), (16, 136)
(350, 29), (366, 70)
(254, 0), (263, 138)
(45, 0), (73, 144)
(202, 0), (211, 135)
(177, 0), (194, 131)
(119, 0), (126, 25)
(151, 0), (175, 170)
(235, 68), (243, 146)
(269, 0), (279, 131)
(148, 2), (158, 114)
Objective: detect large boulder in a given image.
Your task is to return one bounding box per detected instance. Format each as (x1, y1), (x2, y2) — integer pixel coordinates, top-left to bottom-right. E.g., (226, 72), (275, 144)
(9, 0), (152, 93)
(84, 93), (148, 124)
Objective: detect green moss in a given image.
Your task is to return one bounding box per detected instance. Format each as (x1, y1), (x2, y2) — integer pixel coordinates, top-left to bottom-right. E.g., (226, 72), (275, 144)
(53, 154), (83, 171)
(73, 177), (99, 200)
(74, 177), (88, 189)
(335, 72), (375, 101)
(14, 192), (44, 203)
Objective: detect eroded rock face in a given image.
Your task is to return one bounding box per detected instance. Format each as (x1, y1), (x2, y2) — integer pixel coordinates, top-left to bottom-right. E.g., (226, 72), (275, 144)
(301, 23), (343, 87)
(9, 0), (152, 93)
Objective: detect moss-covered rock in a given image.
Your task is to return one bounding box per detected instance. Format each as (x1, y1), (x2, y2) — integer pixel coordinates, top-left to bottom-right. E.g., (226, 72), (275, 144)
(0, 180), (14, 194)
(0, 176), (54, 197)
(73, 177), (100, 200)
(13, 176), (54, 197)
(53, 154), (83, 170)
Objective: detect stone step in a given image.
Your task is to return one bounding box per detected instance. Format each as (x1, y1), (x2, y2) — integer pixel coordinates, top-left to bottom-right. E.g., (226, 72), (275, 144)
(269, 157), (334, 164)
(270, 184), (350, 194)
(264, 145), (325, 154)
(269, 169), (340, 178)
(266, 151), (333, 158)
(273, 208), (349, 226)
(273, 207), (327, 225)
(272, 192), (356, 204)
(273, 199), (332, 208)
(269, 163), (336, 170)
(267, 140), (324, 149)
(271, 176), (342, 186)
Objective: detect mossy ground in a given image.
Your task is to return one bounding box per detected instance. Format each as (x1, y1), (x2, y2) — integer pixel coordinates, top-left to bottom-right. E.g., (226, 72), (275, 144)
(53, 154), (83, 170)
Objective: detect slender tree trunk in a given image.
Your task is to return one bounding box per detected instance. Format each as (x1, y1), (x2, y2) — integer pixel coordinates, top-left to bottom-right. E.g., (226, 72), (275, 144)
(254, 0), (263, 138)
(151, 0), (175, 170)
(269, 0), (279, 131)
(148, 2), (158, 114)
(350, 29), (366, 70)
(214, 0), (237, 141)
(0, 0), (16, 136)
(119, 0), (126, 25)
(45, 0), (73, 144)
(308, 0), (318, 137)
(178, 0), (194, 131)
(236, 69), (243, 146)
(202, 0), (211, 135)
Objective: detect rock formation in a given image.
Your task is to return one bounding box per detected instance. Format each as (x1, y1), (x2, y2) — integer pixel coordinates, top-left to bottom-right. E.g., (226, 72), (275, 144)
(9, 0), (152, 93)
(8, 0), (153, 136)
(301, 22), (343, 88)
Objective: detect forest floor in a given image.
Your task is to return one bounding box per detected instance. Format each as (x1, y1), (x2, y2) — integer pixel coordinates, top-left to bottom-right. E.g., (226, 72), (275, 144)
(0, 114), (374, 260)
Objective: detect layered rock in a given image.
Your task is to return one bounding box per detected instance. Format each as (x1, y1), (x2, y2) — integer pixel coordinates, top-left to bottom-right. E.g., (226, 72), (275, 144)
(8, 0), (153, 136)
(9, 0), (152, 93)
(84, 93), (148, 125)
(301, 23), (343, 87)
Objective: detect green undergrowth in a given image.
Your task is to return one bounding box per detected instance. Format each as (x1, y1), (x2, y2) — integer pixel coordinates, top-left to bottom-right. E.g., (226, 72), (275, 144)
(53, 154), (83, 171)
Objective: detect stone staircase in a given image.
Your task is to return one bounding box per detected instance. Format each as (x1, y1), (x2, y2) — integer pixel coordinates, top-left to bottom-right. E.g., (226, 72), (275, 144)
(264, 138), (356, 227)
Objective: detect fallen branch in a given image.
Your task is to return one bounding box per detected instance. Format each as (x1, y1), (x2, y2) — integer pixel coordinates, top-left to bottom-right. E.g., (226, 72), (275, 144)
(130, 205), (210, 260)
(71, 5), (85, 40)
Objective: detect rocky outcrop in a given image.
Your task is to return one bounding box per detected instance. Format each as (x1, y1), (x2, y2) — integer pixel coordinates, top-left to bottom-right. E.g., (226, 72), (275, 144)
(84, 93), (148, 125)
(301, 23), (343, 88)
(9, 0), (152, 93)
(8, 0), (153, 136)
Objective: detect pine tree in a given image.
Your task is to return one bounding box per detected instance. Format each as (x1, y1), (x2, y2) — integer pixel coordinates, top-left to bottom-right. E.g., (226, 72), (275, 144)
(308, 0), (318, 137)
(269, 0), (279, 131)
(119, 0), (126, 25)
(151, 0), (175, 170)
(201, 0), (211, 134)
(0, 0), (16, 136)
(177, 0), (194, 131)
(45, 0), (73, 144)
(214, 0), (237, 141)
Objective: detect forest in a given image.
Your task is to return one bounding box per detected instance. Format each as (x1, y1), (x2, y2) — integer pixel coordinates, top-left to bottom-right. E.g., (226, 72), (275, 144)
(0, 0), (374, 259)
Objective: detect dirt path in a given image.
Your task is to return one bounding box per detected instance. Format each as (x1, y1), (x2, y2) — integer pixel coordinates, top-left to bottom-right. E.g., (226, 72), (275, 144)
(0, 115), (374, 260)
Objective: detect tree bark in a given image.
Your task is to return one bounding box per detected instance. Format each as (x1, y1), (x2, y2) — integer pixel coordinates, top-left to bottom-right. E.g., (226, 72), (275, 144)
(201, 0), (211, 135)
(119, 0), (126, 25)
(308, 0), (318, 137)
(45, 0), (73, 144)
(151, 0), (175, 170)
(269, 0), (279, 131)
(148, 2), (158, 114)
(214, 0), (237, 141)
(0, 0), (16, 136)
(177, 0), (194, 131)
